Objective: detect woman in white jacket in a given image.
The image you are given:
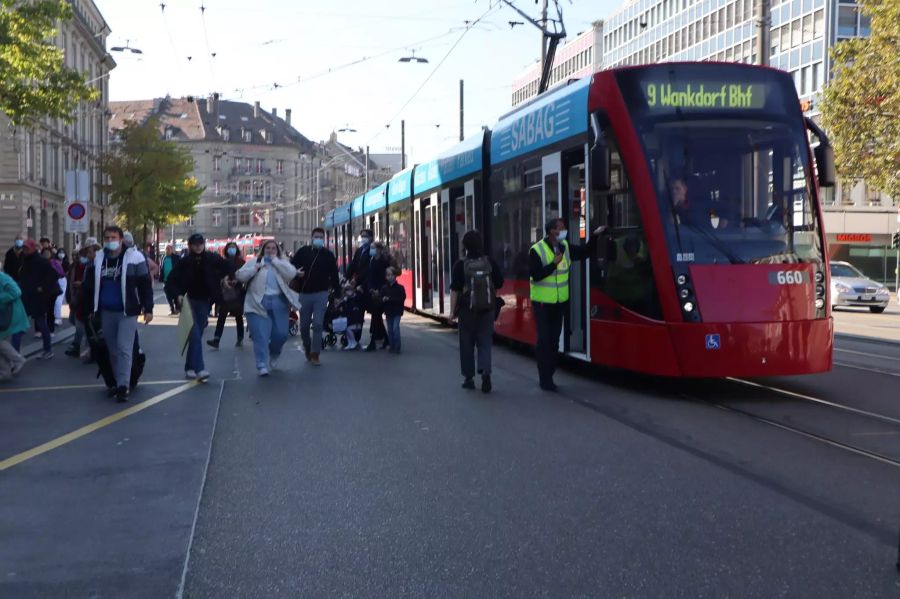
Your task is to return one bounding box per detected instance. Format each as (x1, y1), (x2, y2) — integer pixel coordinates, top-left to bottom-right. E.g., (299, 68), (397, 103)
(235, 240), (300, 376)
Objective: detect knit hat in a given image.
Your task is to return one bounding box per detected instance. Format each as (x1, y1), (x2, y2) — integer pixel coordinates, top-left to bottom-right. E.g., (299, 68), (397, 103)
(188, 233), (205, 246)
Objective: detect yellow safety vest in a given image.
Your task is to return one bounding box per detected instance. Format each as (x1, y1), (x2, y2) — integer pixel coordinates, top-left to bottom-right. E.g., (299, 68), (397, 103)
(530, 239), (570, 303)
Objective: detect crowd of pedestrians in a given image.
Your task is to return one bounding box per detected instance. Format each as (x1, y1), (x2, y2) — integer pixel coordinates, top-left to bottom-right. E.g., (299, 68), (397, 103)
(2, 221), (590, 396)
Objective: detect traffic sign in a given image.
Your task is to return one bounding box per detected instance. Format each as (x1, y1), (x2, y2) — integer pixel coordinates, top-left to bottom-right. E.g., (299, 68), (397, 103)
(67, 202), (86, 220)
(65, 170), (90, 234)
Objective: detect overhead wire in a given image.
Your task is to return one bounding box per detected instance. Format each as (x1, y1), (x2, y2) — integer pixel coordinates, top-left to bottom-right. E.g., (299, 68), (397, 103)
(364, 2), (502, 148)
(158, 2), (186, 85)
(221, 29), (461, 100)
(198, 1), (217, 89)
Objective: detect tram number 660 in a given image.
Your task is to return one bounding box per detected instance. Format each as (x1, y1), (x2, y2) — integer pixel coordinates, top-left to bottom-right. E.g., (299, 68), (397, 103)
(772, 271), (807, 285)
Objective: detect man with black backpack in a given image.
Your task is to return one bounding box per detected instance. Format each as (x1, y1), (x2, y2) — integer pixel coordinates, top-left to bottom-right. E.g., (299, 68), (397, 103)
(450, 230), (504, 393)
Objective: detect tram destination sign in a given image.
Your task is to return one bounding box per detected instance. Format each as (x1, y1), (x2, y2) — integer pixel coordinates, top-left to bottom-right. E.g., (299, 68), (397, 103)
(642, 81), (767, 112)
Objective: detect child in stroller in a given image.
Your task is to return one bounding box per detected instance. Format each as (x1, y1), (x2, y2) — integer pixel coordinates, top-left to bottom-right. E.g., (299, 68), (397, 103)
(335, 283), (365, 350)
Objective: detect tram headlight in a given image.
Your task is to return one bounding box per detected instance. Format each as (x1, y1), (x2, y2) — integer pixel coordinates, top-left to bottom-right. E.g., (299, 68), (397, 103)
(815, 298), (825, 309)
(679, 288), (690, 299)
(676, 274), (689, 286)
(816, 284), (825, 296)
(814, 271), (824, 283)
(683, 301), (695, 312)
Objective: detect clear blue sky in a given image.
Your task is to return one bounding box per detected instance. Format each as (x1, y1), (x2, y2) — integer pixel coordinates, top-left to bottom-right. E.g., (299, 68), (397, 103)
(95, 0), (619, 162)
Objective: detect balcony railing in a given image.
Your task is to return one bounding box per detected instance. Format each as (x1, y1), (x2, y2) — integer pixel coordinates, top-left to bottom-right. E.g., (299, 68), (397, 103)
(230, 167), (272, 177)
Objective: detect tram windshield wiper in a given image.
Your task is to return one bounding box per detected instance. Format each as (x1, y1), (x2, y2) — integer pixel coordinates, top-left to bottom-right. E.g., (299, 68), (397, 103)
(680, 221), (745, 265)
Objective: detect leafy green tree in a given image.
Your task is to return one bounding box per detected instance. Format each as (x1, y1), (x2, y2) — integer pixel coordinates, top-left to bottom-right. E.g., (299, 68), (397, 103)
(0, 0), (98, 125)
(100, 117), (204, 246)
(820, 0), (900, 200)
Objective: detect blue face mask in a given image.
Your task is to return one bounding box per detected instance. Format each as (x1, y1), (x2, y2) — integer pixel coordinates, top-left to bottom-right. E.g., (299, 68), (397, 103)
(312, 238), (325, 249)
(14, 239), (23, 248)
(557, 230), (568, 242)
(79, 256), (90, 265)
(227, 247), (237, 257)
(369, 248), (376, 257)
(105, 241), (120, 252)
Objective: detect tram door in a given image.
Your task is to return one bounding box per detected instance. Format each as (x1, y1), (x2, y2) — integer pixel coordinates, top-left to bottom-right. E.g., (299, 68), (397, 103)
(542, 151), (588, 356)
(440, 190), (452, 314)
(427, 197), (442, 312)
(413, 198), (430, 310)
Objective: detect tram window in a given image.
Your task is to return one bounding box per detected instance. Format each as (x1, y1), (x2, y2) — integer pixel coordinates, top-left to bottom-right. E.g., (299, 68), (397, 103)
(389, 205), (410, 273)
(589, 125), (662, 320)
(491, 158), (543, 281)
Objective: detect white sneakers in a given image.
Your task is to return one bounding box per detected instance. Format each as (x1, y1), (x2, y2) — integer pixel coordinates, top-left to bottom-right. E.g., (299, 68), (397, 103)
(185, 369), (210, 382)
(258, 367), (269, 377)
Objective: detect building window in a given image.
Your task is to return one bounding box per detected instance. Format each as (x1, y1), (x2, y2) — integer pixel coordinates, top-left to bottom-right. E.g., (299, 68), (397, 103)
(212, 210), (222, 227)
(837, 6), (857, 37)
(214, 181), (220, 196)
(239, 209), (250, 226)
(256, 158), (264, 173)
(214, 156), (221, 171)
(228, 208), (237, 227)
(242, 128), (252, 143)
(802, 14), (813, 43)
(221, 127), (230, 141)
(164, 127), (173, 140)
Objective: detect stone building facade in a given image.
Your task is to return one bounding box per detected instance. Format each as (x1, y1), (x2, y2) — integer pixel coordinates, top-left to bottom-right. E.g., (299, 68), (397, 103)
(0, 0), (114, 252)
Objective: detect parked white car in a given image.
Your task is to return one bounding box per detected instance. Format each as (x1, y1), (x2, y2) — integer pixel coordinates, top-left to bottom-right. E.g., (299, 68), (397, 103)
(830, 261), (890, 313)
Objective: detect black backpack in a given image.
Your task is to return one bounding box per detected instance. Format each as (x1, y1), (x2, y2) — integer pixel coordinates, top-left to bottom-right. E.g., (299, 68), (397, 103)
(463, 257), (495, 313)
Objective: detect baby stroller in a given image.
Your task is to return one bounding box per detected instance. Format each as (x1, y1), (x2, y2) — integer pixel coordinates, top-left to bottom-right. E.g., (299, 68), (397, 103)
(288, 307), (300, 337)
(322, 293), (348, 349)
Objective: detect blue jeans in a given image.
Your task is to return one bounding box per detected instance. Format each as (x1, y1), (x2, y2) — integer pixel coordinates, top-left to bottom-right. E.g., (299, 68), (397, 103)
(299, 290), (329, 353)
(10, 332), (23, 352)
(33, 315), (51, 352)
(246, 294), (289, 369)
(185, 299), (210, 372)
(386, 315), (402, 352)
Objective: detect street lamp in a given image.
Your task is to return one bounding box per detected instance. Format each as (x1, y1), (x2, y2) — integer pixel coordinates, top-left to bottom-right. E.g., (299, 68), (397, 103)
(110, 40), (143, 54)
(338, 125), (357, 133)
(398, 51), (428, 63)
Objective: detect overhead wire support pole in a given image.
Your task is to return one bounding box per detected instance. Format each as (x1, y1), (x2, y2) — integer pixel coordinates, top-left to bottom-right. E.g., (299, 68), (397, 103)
(497, 0), (566, 94)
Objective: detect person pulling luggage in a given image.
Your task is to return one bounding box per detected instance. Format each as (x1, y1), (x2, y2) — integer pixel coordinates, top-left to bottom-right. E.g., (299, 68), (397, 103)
(82, 226), (154, 402)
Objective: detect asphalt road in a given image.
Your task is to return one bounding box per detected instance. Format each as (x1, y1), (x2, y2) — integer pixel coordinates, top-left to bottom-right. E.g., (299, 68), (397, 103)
(1, 307), (899, 598)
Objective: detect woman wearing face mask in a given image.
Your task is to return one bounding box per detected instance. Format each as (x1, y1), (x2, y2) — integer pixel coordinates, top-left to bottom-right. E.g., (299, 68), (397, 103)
(64, 242), (99, 359)
(208, 242), (246, 350)
(290, 228), (340, 365)
(42, 248), (66, 331)
(363, 241), (390, 351)
(236, 240), (300, 376)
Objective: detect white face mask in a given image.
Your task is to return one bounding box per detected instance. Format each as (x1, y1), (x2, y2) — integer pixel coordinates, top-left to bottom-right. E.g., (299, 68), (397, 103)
(557, 230), (568, 242)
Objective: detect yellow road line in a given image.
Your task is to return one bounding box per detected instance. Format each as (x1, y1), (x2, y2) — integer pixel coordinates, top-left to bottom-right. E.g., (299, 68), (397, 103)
(0, 380), (187, 394)
(0, 381), (197, 471)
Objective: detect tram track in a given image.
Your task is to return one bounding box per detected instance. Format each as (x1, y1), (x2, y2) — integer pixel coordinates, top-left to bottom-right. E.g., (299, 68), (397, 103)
(684, 377), (900, 469)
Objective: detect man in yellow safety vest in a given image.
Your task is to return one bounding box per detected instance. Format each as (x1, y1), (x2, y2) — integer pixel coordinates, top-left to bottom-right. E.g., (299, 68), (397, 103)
(529, 218), (602, 391)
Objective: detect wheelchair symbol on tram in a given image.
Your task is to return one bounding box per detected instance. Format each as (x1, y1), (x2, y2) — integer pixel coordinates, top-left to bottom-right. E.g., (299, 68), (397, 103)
(705, 334), (721, 350)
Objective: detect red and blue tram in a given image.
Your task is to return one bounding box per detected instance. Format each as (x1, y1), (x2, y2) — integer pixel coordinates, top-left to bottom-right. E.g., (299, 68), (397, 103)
(335, 62), (836, 377)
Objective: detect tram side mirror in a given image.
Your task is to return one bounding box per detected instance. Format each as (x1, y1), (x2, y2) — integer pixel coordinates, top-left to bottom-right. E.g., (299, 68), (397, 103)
(806, 117), (836, 188)
(591, 139), (611, 191)
(814, 143), (836, 188)
(590, 114), (611, 191)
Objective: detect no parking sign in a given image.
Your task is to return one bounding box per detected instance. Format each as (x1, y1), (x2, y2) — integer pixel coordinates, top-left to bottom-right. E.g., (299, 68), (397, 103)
(64, 170), (90, 234)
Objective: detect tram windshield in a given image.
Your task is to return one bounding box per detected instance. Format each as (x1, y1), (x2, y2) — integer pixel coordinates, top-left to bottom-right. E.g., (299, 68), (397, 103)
(616, 65), (824, 266)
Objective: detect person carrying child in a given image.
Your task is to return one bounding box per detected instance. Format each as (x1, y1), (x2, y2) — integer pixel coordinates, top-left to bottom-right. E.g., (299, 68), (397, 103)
(378, 267), (406, 354)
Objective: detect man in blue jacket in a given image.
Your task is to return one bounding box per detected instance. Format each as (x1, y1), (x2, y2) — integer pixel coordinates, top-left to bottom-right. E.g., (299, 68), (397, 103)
(83, 226), (154, 402)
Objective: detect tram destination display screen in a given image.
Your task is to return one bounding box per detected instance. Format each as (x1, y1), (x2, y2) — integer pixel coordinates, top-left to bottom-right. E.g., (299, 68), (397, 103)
(617, 64), (795, 118)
